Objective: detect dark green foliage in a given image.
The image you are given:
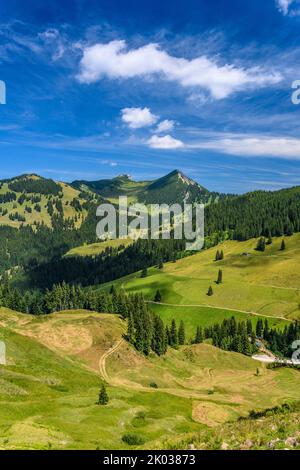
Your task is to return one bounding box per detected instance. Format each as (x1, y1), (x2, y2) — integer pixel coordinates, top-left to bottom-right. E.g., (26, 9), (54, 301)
(215, 250), (224, 261)
(255, 237), (266, 252)
(194, 326), (203, 344)
(204, 316), (256, 356)
(280, 239), (286, 251)
(0, 192), (16, 203)
(140, 267), (148, 278)
(178, 320), (185, 345)
(98, 382), (109, 405)
(204, 316), (300, 359)
(121, 433), (145, 446)
(149, 382), (158, 388)
(217, 269), (223, 284)
(207, 286), (213, 296)
(154, 289), (162, 302)
(205, 186), (300, 241)
(170, 319), (178, 348)
(8, 176), (61, 195)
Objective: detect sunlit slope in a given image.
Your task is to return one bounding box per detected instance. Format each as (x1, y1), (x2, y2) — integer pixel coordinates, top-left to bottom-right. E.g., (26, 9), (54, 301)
(102, 234), (300, 322)
(64, 238), (132, 258)
(0, 175), (88, 229)
(1, 308), (299, 449)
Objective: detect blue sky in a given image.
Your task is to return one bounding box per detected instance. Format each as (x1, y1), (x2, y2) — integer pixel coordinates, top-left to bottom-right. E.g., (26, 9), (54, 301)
(1, 0), (300, 193)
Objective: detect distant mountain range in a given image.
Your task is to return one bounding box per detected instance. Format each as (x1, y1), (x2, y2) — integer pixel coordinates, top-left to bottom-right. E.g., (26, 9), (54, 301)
(72, 169), (220, 205)
(0, 171), (299, 236)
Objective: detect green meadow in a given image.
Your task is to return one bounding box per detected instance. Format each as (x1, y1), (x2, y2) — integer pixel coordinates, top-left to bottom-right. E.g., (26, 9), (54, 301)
(1, 308), (299, 449)
(100, 234), (300, 330)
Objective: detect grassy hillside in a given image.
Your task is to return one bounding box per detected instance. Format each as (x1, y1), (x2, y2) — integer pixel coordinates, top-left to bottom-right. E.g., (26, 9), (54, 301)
(64, 238), (133, 258)
(0, 175), (89, 229)
(98, 234), (300, 336)
(1, 308), (299, 449)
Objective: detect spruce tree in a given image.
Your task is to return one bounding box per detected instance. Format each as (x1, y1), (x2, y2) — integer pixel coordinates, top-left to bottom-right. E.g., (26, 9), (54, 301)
(215, 250), (220, 261)
(140, 267), (148, 278)
(98, 382), (109, 405)
(217, 269), (223, 284)
(154, 289), (162, 302)
(194, 326), (203, 344)
(170, 319), (178, 347)
(255, 237), (265, 252)
(280, 239), (286, 251)
(207, 286), (213, 296)
(127, 311), (134, 344)
(178, 320), (185, 345)
(220, 250), (224, 260)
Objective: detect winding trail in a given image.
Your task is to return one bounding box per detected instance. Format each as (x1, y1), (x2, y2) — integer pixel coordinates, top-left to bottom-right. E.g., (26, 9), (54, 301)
(146, 301), (292, 322)
(99, 339), (125, 382)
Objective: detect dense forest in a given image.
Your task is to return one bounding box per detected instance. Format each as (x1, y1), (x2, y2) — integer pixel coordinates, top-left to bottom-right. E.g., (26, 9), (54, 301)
(205, 186), (300, 240)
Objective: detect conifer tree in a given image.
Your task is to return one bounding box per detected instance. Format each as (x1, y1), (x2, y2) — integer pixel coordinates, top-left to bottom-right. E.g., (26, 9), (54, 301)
(170, 319), (178, 347)
(280, 239), (286, 251)
(127, 311), (134, 344)
(255, 237), (266, 252)
(194, 326), (203, 344)
(215, 250), (220, 261)
(178, 320), (185, 345)
(140, 267), (148, 278)
(220, 250), (224, 260)
(217, 269), (223, 284)
(98, 382), (109, 405)
(207, 286), (213, 296)
(256, 319), (263, 338)
(154, 289), (162, 302)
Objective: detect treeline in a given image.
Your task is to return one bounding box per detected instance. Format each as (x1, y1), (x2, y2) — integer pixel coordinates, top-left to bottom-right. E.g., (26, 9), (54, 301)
(28, 238), (186, 288)
(205, 186), (300, 241)
(255, 318), (300, 358)
(0, 281), (170, 356)
(204, 317), (257, 356)
(203, 316), (300, 359)
(8, 176), (61, 195)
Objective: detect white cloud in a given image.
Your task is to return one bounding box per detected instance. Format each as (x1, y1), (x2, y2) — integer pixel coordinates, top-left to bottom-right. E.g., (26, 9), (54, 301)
(189, 133), (300, 159)
(156, 119), (175, 133)
(77, 40), (282, 99)
(276, 0), (294, 15)
(121, 107), (158, 129)
(147, 134), (184, 149)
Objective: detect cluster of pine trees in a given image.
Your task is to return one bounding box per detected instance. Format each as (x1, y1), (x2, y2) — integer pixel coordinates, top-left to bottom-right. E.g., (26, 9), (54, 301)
(255, 318), (300, 358)
(204, 317), (257, 356)
(205, 187), (300, 241)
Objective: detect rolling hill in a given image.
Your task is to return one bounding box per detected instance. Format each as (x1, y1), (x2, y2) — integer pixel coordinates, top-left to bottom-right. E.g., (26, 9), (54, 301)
(0, 308), (299, 449)
(0, 174), (92, 229)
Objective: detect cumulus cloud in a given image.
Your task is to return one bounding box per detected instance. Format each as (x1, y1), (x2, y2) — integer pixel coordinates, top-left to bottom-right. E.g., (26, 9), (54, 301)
(276, 0), (294, 15)
(189, 133), (300, 159)
(121, 107), (158, 129)
(147, 134), (184, 149)
(156, 119), (175, 133)
(77, 40), (282, 99)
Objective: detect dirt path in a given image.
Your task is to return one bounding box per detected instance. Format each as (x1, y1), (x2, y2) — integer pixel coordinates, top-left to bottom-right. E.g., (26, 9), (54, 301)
(98, 339), (125, 382)
(146, 301), (292, 322)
